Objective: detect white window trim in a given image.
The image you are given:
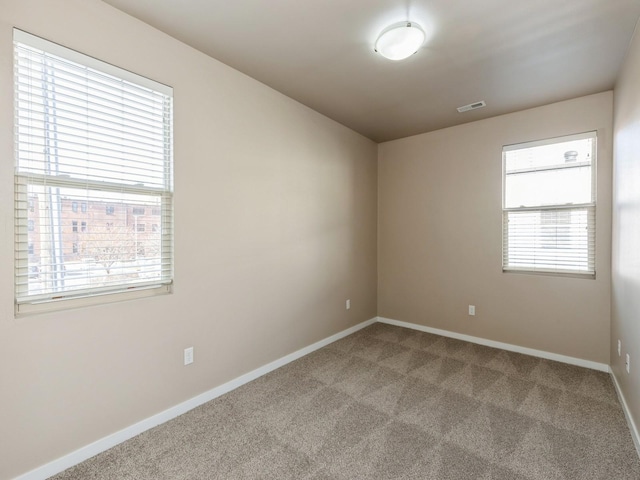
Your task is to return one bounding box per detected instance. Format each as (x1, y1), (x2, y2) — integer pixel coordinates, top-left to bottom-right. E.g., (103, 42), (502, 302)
(502, 131), (597, 278)
(14, 30), (174, 316)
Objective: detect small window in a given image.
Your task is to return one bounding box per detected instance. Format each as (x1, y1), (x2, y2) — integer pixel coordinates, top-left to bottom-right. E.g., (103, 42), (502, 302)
(72, 243), (78, 254)
(27, 219), (34, 231)
(152, 208), (161, 216)
(28, 243), (34, 255)
(106, 222), (113, 230)
(81, 202), (87, 213)
(152, 224), (159, 232)
(28, 198), (35, 212)
(106, 205), (115, 215)
(132, 207), (145, 215)
(81, 221), (87, 233)
(72, 221), (78, 233)
(136, 223), (145, 232)
(502, 132), (596, 276)
(72, 201), (78, 213)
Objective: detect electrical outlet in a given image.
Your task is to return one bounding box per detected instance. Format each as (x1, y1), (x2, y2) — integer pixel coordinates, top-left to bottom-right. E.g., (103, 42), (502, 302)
(618, 339), (621, 357)
(626, 353), (630, 374)
(184, 347), (194, 366)
(346, 299), (351, 310)
(468, 305), (475, 316)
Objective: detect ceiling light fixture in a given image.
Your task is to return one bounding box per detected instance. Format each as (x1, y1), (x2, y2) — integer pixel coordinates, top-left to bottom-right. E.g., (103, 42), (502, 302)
(375, 21), (426, 61)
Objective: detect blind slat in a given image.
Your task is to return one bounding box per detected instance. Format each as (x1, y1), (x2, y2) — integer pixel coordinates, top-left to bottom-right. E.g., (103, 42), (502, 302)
(502, 207), (596, 274)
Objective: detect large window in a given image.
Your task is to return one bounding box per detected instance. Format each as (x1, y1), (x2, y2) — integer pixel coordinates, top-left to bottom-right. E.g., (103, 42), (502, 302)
(14, 30), (174, 312)
(502, 132), (596, 277)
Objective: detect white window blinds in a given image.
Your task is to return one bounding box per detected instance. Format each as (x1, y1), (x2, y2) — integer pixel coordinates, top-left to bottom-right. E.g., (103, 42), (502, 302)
(14, 30), (174, 309)
(502, 132), (596, 277)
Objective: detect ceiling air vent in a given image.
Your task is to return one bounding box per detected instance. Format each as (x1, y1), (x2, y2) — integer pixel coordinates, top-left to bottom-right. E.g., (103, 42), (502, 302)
(457, 100), (486, 113)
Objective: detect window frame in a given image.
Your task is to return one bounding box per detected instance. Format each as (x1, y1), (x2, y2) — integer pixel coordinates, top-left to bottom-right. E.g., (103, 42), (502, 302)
(501, 131), (597, 278)
(14, 29), (174, 315)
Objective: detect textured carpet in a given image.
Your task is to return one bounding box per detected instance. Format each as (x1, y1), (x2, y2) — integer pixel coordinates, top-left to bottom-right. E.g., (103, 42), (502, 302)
(51, 323), (640, 479)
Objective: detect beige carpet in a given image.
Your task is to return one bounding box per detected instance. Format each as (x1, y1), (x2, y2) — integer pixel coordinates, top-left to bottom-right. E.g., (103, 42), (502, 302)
(51, 323), (640, 479)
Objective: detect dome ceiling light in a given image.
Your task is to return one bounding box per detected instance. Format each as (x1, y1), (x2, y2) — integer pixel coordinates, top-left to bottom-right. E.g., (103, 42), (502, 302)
(375, 21), (426, 61)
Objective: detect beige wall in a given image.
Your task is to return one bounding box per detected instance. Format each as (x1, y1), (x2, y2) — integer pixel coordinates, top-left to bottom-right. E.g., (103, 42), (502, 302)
(0, 1), (378, 478)
(378, 92), (613, 363)
(612, 19), (640, 445)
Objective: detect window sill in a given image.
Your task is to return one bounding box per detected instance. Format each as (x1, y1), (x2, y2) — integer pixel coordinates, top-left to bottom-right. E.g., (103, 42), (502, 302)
(502, 268), (595, 280)
(15, 283), (172, 318)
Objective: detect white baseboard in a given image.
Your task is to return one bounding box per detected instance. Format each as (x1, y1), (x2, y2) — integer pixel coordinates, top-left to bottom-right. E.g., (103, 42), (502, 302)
(376, 316), (609, 372)
(609, 367), (640, 458)
(13, 317), (377, 480)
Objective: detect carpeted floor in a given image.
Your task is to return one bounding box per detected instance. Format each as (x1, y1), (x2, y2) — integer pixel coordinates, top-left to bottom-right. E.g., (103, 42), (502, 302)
(51, 323), (640, 479)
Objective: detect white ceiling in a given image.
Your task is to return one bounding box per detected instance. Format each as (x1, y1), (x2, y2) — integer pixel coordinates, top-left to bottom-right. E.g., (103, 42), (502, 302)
(103, 0), (640, 142)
